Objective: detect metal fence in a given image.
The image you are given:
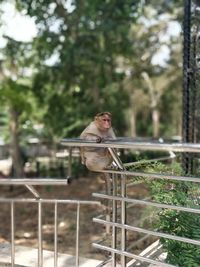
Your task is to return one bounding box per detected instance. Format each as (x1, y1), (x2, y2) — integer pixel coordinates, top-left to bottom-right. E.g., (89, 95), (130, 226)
(61, 138), (200, 267)
(0, 178), (100, 267)
(0, 138), (200, 266)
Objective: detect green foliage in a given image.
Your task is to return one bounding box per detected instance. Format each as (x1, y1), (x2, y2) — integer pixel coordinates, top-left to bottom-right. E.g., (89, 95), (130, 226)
(159, 214), (200, 267)
(143, 162), (200, 267)
(13, 0), (143, 139)
(0, 0), (184, 141)
(129, 159), (200, 266)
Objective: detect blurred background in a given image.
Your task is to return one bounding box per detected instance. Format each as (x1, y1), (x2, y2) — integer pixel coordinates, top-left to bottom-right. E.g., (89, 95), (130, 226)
(0, 0), (192, 178)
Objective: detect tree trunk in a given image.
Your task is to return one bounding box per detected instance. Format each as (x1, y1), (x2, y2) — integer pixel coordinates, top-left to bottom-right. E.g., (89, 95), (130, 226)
(152, 108), (160, 138)
(129, 109), (137, 137)
(9, 107), (24, 178)
(91, 84), (100, 108)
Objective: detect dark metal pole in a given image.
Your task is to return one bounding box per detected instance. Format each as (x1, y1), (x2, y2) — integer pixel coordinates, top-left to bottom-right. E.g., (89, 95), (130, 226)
(182, 0), (192, 174)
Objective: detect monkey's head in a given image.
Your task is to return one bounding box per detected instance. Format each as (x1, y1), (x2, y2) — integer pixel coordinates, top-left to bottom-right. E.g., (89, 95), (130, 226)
(95, 112), (112, 132)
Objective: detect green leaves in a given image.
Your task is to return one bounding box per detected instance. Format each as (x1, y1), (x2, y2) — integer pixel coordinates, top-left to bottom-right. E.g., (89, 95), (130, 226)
(144, 161), (200, 266)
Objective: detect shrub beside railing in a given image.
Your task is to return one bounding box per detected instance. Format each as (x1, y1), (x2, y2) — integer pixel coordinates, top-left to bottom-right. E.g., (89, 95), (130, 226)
(130, 161), (200, 267)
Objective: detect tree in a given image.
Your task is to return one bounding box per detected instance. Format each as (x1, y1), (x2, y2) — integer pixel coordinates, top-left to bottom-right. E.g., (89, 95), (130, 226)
(14, 0), (142, 138)
(0, 0), (184, 144)
(122, 1), (182, 138)
(0, 36), (34, 177)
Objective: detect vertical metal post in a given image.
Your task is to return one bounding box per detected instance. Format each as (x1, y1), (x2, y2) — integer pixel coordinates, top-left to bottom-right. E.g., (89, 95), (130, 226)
(105, 174), (112, 235)
(108, 148), (127, 266)
(111, 173), (117, 267)
(121, 174), (127, 267)
(189, 1), (200, 173)
(182, 0), (192, 174)
(11, 201), (15, 267)
(38, 201), (43, 267)
(108, 148), (124, 170)
(75, 202), (80, 267)
(68, 148), (72, 177)
(54, 202), (58, 267)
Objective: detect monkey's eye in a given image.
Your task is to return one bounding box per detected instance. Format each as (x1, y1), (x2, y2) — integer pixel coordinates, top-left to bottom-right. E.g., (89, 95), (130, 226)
(102, 119), (111, 122)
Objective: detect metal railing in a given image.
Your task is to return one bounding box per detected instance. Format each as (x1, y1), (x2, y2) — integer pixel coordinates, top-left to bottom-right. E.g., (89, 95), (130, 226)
(1, 138), (200, 267)
(0, 179), (100, 267)
(61, 138), (200, 267)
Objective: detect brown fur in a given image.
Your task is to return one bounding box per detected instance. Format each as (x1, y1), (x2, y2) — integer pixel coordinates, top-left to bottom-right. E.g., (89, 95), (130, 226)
(80, 118), (116, 171)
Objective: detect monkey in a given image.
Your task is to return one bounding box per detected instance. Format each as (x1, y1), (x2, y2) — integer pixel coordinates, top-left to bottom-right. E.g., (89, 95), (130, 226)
(80, 111), (116, 171)
(80, 112), (116, 233)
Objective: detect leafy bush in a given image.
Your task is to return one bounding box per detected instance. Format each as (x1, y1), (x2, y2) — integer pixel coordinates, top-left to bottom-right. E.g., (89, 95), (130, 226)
(131, 161), (200, 266)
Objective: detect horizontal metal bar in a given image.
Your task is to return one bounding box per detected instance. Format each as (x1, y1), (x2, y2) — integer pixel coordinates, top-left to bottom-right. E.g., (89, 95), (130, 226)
(61, 138), (200, 153)
(124, 153), (176, 167)
(0, 179), (69, 185)
(2, 170), (200, 184)
(0, 198), (100, 205)
(93, 218), (200, 246)
(97, 169), (200, 183)
(92, 243), (175, 267)
(93, 193), (200, 214)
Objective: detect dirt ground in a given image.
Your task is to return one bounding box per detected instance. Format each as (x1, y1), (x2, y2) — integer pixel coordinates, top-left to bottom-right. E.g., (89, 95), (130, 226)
(0, 174), (152, 261)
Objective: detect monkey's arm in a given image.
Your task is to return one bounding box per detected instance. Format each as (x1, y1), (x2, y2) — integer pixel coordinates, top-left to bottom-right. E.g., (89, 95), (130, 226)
(80, 133), (102, 165)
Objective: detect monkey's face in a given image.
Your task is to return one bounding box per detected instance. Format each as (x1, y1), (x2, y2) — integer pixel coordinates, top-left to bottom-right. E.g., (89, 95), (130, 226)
(96, 114), (111, 131)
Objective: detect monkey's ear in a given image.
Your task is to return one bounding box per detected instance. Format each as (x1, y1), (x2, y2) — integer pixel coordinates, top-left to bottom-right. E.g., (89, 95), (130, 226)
(94, 116), (101, 122)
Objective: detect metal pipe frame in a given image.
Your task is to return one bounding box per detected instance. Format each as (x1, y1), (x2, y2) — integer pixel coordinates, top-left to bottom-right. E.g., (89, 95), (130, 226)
(1, 168), (200, 184)
(93, 218), (200, 246)
(96, 169), (200, 183)
(2, 139), (200, 266)
(92, 243), (176, 267)
(111, 173), (117, 267)
(25, 185), (40, 198)
(75, 203), (80, 267)
(61, 138), (200, 266)
(123, 152), (176, 167)
(38, 201), (43, 267)
(61, 138), (200, 153)
(120, 173), (126, 267)
(0, 179), (69, 185)
(108, 147), (127, 266)
(1, 197), (100, 267)
(11, 201), (15, 267)
(0, 198), (100, 205)
(93, 193), (200, 214)
(54, 202), (58, 267)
